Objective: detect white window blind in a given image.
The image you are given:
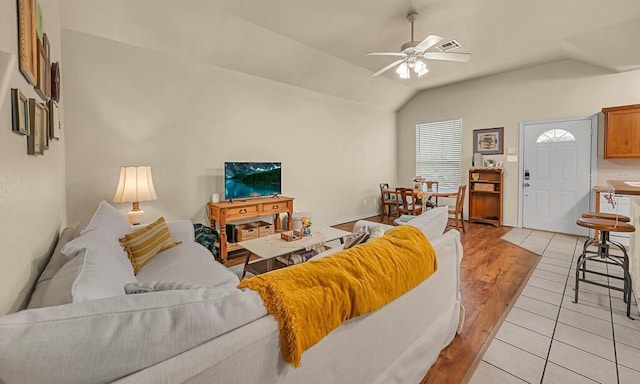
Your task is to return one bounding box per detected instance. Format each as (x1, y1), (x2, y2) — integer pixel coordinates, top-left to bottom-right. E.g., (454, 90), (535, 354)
(415, 118), (462, 189)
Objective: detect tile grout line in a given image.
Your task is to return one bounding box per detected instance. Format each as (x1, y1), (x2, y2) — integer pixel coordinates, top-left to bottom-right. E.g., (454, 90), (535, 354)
(538, 233), (579, 384)
(481, 361), (529, 383)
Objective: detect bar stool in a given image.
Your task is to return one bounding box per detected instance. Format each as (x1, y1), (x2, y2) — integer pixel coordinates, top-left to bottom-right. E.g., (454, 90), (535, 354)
(574, 216), (635, 319)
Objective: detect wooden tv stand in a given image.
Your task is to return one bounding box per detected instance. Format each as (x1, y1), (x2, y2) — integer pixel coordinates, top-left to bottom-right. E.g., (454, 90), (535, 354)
(208, 196), (294, 263)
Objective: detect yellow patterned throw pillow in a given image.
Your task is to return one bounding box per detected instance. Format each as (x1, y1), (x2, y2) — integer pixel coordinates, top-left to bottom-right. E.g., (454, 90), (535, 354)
(119, 217), (181, 274)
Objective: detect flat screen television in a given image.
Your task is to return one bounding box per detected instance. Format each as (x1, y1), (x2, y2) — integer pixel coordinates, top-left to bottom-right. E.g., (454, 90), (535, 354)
(224, 162), (282, 200)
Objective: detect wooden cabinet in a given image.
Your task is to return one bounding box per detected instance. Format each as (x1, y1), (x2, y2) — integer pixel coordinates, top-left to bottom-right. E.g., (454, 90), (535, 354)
(603, 104), (640, 158)
(468, 168), (503, 227)
(209, 196), (294, 263)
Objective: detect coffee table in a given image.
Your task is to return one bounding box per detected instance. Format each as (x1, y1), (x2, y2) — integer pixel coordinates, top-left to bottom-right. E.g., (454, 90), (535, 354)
(238, 226), (351, 278)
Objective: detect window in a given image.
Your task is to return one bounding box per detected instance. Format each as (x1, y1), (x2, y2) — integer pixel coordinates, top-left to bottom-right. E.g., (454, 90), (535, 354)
(415, 118), (462, 189)
(536, 129), (576, 143)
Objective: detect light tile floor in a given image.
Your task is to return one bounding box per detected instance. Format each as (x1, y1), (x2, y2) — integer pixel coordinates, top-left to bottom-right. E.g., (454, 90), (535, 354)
(470, 228), (640, 384)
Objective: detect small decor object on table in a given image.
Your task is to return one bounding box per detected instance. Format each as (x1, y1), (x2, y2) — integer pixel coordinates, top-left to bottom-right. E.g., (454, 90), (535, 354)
(281, 231), (302, 242)
(301, 216), (311, 236)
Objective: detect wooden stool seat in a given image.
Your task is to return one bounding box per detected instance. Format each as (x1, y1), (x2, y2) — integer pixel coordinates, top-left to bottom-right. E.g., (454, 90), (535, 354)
(581, 212), (631, 222)
(576, 217), (635, 233)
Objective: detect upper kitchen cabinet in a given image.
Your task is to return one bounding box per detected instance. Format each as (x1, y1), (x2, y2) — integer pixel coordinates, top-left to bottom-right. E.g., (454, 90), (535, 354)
(603, 104), (640, 158)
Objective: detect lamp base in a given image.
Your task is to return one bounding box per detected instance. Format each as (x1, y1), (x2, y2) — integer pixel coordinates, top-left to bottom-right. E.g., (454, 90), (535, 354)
(127, 209), (145, 226)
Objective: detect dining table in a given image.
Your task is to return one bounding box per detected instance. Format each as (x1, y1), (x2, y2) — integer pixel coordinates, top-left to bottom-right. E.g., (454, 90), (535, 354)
(383, 187), (460, 213)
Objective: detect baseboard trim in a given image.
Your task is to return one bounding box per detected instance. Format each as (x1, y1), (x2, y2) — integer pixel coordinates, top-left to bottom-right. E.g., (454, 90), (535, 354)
(324, 211), (381, 227)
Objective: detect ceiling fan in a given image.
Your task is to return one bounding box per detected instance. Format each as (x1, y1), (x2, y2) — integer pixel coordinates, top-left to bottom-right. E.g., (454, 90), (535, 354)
(368, 12), (470, 79)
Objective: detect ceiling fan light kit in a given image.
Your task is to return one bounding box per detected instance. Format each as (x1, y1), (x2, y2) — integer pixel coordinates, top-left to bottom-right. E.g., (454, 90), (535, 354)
(368, 11), (470, 79)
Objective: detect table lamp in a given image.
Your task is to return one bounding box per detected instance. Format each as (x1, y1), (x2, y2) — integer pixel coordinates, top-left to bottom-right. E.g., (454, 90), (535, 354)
(112, 166), (158, 225)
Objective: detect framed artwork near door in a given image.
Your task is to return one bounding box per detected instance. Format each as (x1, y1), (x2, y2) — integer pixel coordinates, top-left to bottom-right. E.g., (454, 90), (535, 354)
(473, 127), (504, 155)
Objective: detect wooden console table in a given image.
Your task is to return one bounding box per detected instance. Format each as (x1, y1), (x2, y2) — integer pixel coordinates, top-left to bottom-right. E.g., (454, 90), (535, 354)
(208, 196), (294, 263)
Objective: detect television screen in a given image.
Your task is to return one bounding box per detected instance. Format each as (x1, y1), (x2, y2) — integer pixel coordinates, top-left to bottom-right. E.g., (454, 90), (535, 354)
(224, 162), (282, 200)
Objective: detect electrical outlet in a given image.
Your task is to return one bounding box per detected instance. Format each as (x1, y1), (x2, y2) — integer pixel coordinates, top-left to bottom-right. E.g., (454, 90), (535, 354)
(363, 199), (367, 206)
(618, 171), (629, 179)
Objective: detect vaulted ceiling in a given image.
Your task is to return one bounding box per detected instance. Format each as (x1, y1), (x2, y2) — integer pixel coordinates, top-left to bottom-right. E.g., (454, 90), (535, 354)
(61, 0), (640, 110)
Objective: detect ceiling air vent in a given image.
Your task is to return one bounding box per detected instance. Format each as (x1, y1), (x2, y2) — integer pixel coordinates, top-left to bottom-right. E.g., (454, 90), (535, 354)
(436, 40), (461, 52)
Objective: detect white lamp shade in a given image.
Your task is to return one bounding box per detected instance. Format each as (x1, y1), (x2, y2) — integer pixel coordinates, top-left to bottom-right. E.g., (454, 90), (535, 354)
(112, 166), (158, 203)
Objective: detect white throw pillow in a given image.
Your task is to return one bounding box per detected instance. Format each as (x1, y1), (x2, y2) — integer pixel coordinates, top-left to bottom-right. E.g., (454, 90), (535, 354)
(407, 206), (449, 240)
(41, 245), (137, 306)
(78, 200), (131, 237)
(369, 225), (386, 239)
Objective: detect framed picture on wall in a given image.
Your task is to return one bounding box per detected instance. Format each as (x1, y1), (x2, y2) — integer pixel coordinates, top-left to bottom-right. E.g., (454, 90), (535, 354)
(27, 98), (45, 155)
(17, 0), (38, 85)
(34, 37), (48, 100)
(11, 88), (30, 135)
(48, 99), (61, 140)
(473, 127), (504, 155)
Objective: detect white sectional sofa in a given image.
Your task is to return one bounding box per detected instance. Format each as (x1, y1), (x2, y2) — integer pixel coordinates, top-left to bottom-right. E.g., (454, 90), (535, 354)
(0, 202), (463, 384)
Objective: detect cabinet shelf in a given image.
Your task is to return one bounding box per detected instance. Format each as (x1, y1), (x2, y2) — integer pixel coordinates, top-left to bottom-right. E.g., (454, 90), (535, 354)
(468, 168), (503, 227)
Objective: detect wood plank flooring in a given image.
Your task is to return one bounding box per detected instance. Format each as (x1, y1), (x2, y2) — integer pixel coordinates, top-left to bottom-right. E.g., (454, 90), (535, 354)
(226, 216), (539, 383)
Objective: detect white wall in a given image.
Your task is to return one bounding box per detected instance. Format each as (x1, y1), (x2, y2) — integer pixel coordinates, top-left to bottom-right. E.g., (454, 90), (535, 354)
(0, 0), (66, 315)
(398, 60), (640, 227)
(62, 31), (397, 228)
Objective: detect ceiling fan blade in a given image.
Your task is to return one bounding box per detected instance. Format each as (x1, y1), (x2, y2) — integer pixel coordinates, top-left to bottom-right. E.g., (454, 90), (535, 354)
(423, 52), (471, 62)
(366, 52), (406, 57)
(371, 58), (407, 77)
(415, 35), (444, 52)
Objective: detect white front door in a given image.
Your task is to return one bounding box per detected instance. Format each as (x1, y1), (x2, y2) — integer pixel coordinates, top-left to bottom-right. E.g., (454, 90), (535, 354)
(521, 118), (593, 235)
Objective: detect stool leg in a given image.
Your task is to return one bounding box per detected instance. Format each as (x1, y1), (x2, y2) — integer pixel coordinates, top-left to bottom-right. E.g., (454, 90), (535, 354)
(574, 252), (585, 304)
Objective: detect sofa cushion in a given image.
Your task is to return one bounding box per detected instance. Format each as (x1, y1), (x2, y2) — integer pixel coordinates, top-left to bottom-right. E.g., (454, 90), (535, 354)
(407, 206), (449, 240)
(125, 281), (204, 294)
(41, 245), (137, 306)
(28, 227), (77, 309)
(0, 288), (267, 384)
(119, 217), (181, 274)
(135, 242), (240, 289)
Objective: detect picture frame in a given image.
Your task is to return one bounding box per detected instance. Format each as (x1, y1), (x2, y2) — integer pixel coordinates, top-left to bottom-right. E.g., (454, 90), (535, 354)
(17, 0), (38, 85)
(27, 98), (45, 155)
(11, 88), (30, 135)
(48, 99), (60, 140)
(473, 127), (504, 155)
(34, 37), (48, 100)
(42, 102), (49, 150)
(50, 62), (61, 102)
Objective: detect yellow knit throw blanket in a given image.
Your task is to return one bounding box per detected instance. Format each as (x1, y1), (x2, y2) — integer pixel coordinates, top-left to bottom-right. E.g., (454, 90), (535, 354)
(237, 225), (437, 367)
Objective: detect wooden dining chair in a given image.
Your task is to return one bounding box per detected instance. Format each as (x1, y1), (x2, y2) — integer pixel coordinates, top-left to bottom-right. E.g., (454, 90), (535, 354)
(397, 187), (422, 216)
(379, 183), (400, 218)
(424, 181), (439, 209)
(448, 185), (467, 233)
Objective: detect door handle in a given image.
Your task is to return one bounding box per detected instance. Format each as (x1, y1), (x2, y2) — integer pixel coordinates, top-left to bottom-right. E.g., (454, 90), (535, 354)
(524, 183), (530, 187)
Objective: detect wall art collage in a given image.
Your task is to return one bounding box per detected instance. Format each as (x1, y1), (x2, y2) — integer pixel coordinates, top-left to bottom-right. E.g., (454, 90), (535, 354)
(13, 0), (62, 156)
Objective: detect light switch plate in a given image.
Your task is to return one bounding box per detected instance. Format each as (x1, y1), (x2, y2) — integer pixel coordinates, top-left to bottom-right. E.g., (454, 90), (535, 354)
(507, 156), (518, 162)
(507, 147), (516, 154)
